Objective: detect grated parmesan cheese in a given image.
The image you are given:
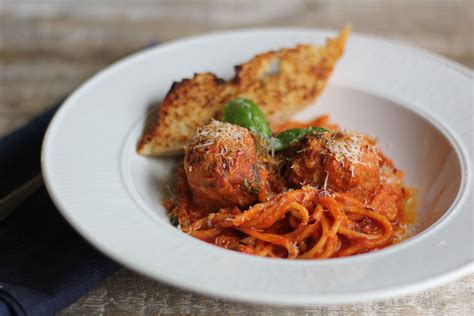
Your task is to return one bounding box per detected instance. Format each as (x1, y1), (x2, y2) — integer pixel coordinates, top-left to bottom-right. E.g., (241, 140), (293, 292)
(323, 130), (378, 171)
(379, 162), (400, 185)
(322, 170), (329, 190)
(187, 120), (247, 154)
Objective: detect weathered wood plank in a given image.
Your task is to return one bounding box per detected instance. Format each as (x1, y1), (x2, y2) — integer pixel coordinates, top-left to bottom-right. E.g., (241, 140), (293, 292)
(60, 270), (474, 315)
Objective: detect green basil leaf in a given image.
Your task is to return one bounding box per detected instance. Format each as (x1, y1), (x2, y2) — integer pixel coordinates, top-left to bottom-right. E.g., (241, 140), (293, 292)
(273, 126), (329, 151)
(222, 98), (272, 138)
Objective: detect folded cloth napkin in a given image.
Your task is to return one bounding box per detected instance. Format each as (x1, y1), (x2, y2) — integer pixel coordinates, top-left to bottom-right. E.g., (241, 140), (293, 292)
(0, 104), (120, 316)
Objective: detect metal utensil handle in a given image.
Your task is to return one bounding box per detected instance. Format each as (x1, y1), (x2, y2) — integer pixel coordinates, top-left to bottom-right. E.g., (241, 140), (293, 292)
(0, 174), (44, 221)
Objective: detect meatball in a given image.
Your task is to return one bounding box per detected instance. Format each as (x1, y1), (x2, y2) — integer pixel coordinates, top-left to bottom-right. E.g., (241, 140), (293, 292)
(287, 130), (380, 201)
(184, 121), (263, 210)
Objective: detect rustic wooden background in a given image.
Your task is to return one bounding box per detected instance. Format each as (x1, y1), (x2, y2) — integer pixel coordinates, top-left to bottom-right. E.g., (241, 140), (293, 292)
(1, 0), (473, 314)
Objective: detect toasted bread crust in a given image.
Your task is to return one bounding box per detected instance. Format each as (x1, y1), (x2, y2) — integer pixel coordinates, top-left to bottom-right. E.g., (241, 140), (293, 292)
(138, 26), (350, 156)
(138, 73), (235, 155)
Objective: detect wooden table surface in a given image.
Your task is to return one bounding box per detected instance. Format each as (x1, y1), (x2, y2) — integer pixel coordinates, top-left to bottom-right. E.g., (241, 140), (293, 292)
(1, 0), (472, 314)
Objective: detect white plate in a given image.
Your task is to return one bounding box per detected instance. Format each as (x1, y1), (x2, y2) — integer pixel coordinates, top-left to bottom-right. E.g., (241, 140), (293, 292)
(41, 28), (473, 305)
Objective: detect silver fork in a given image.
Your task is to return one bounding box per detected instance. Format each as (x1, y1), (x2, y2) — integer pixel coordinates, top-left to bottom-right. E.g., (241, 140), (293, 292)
(0, 174), (44, 221)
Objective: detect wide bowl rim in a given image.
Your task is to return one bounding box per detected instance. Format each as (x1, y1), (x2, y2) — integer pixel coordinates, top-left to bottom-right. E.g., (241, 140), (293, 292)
(41, 27), (473, 305)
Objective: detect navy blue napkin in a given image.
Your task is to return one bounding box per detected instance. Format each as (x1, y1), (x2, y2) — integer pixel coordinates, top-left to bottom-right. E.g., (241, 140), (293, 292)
(0, 104), (120, 316)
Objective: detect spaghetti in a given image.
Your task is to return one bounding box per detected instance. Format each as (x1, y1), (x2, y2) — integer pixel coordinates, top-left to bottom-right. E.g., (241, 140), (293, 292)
(165, 116), (415, 259)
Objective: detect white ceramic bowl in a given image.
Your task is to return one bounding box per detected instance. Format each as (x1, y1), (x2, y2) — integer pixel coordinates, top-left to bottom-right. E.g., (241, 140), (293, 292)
(42, 28), (473, 305)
